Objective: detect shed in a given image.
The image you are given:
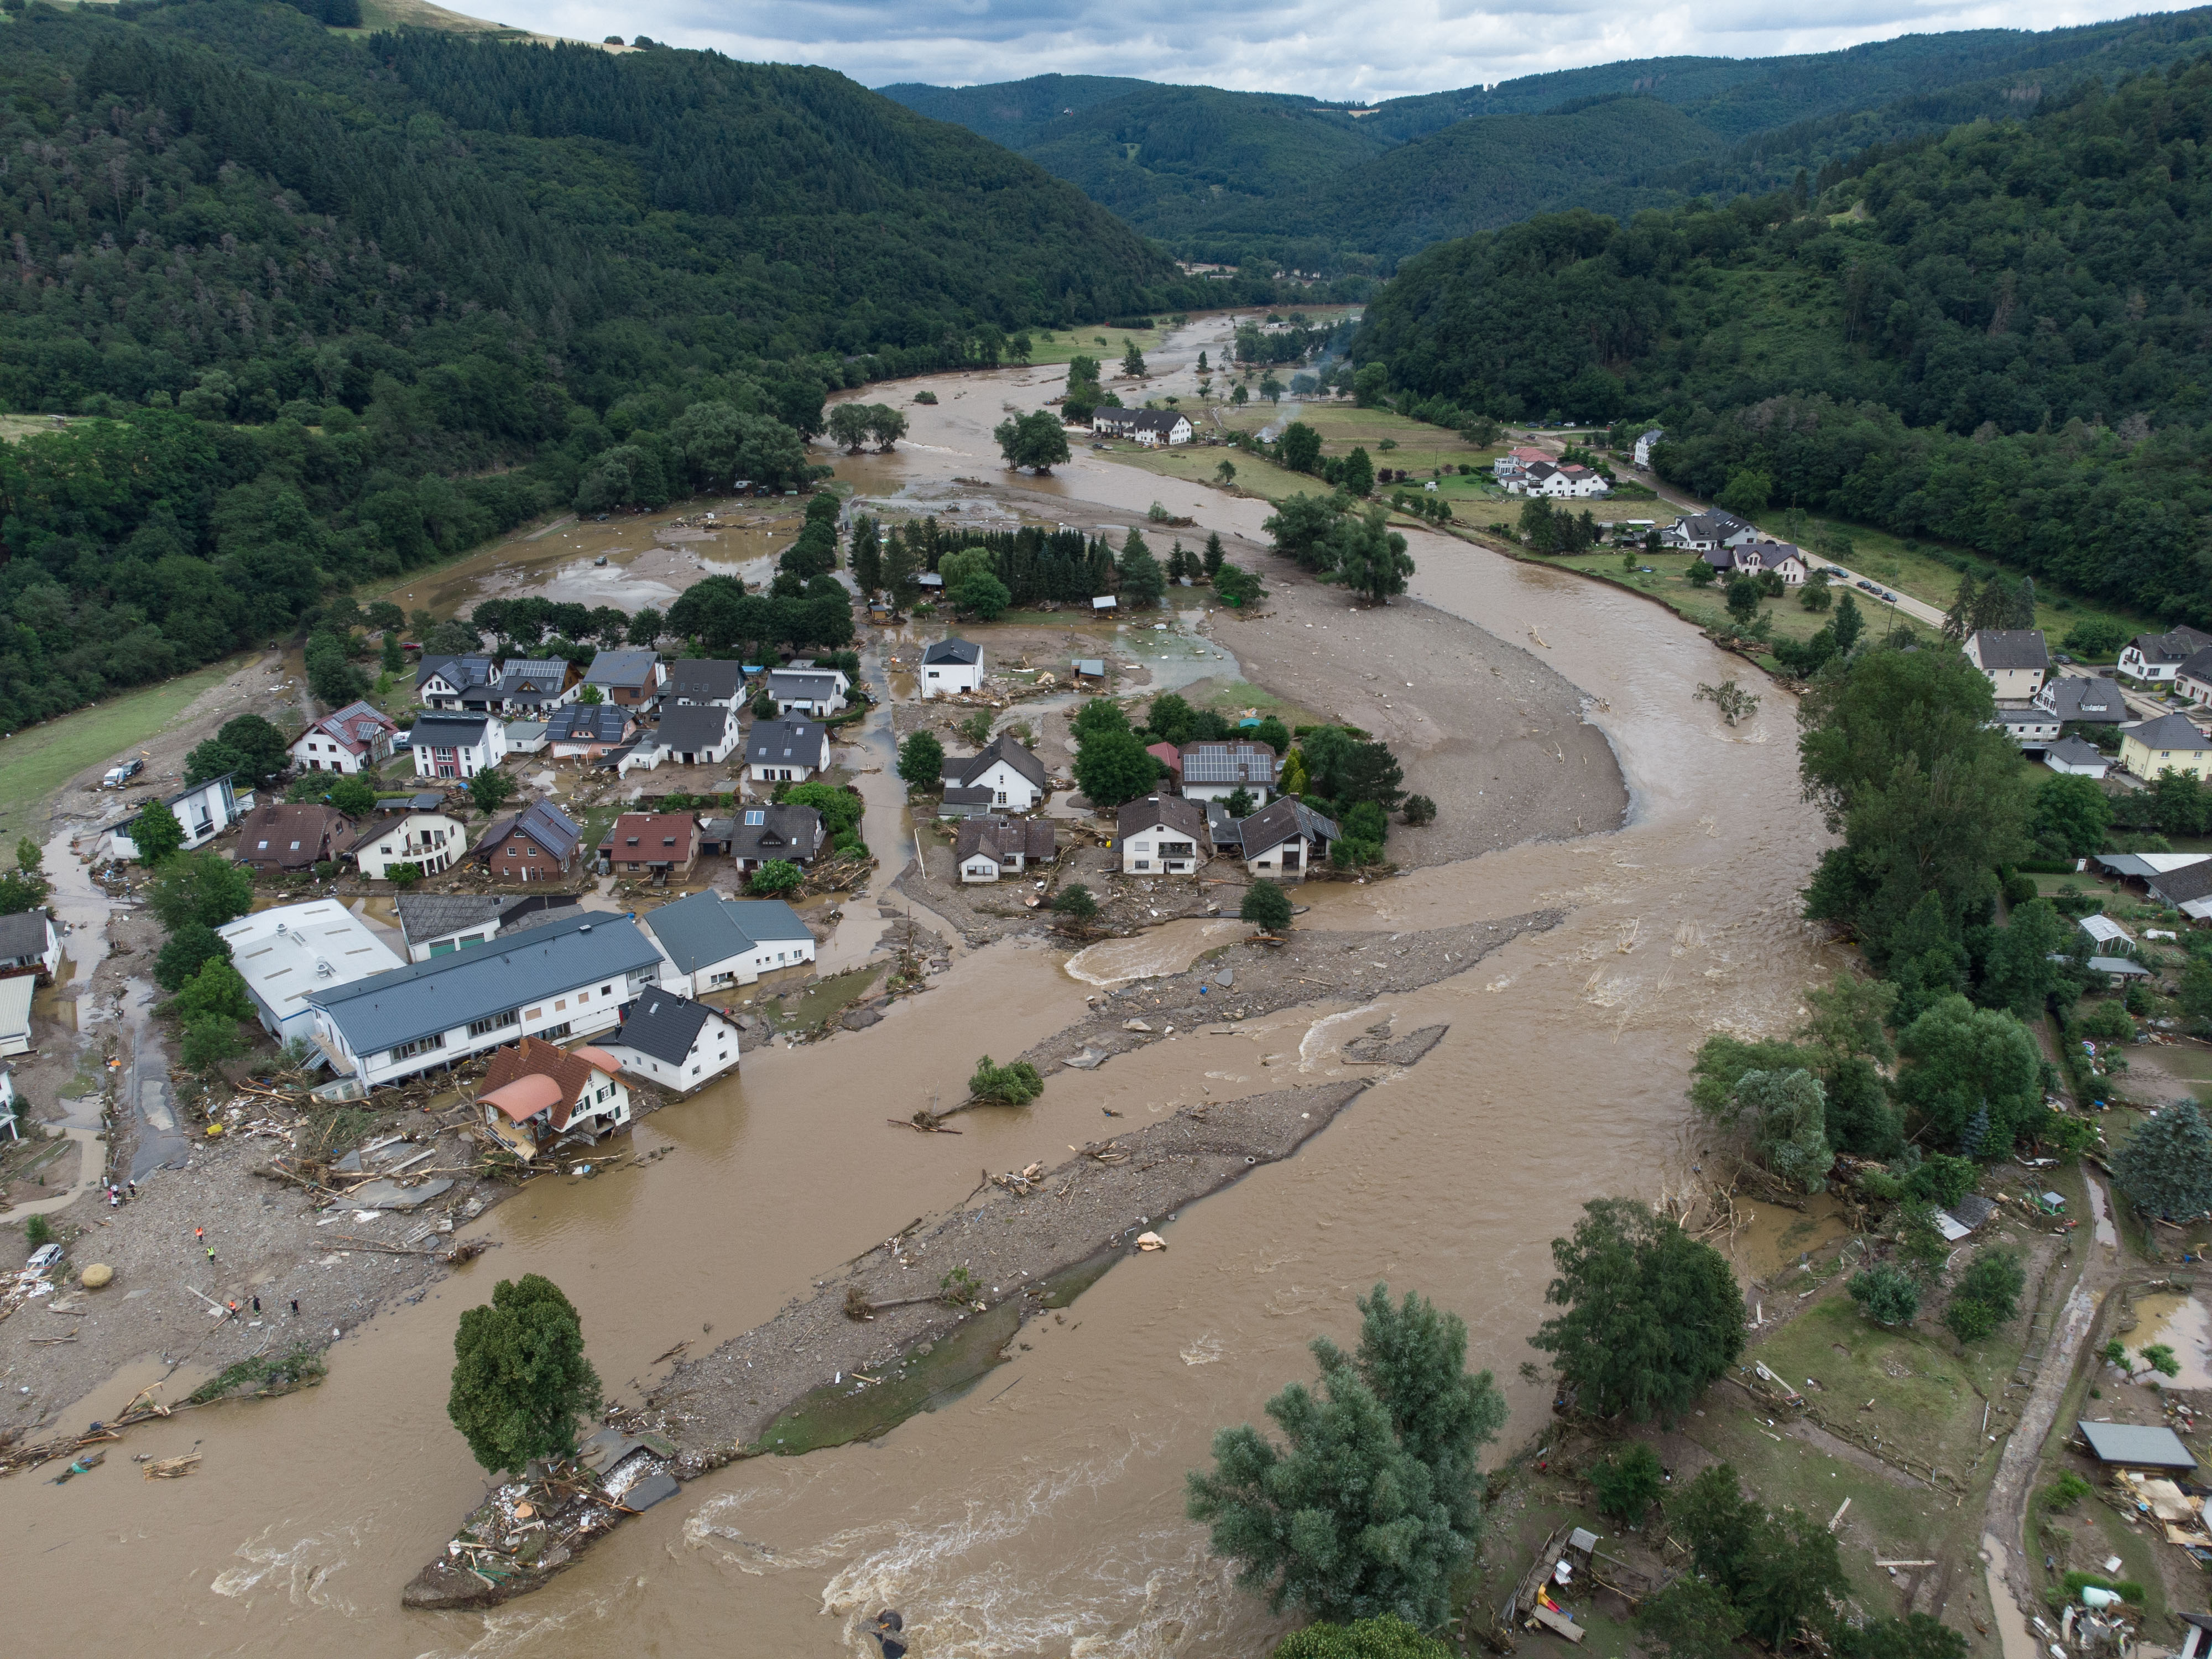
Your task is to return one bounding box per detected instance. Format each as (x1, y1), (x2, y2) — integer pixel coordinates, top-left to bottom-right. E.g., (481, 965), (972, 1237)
(2079, 1420), (2197, 1470)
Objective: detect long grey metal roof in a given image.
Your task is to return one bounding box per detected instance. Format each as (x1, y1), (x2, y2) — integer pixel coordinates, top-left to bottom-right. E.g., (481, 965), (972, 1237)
(2078, 1421), (2197, 1468)
(643, 892), (812, 973)
(309, 912), (660, 1055)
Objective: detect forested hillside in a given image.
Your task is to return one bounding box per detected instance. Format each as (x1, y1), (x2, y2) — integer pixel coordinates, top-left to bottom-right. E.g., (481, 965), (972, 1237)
(895, 9), (2212, 270)
(1355, 58), (2212, 622)
(0, 1), (1265, 735)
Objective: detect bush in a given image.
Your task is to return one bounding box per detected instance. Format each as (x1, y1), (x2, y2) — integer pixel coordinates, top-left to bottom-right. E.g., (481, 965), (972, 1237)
(968, 1055), (1043, 1105)
(1849, 1264), (1921, 1326)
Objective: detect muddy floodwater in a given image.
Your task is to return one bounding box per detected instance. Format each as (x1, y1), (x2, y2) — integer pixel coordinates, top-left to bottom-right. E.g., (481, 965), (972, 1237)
(2, 323), (1844, 1658)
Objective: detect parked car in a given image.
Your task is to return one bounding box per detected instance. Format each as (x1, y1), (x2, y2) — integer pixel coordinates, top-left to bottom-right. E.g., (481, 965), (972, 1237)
(102, 758), (143, 788)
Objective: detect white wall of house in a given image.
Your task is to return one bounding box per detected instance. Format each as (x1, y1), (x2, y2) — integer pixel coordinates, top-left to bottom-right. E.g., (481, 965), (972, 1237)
(354, 812), (466, 878)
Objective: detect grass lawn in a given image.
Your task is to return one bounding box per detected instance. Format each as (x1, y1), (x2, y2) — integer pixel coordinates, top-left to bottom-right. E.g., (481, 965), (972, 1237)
(0, 655), (249, 846)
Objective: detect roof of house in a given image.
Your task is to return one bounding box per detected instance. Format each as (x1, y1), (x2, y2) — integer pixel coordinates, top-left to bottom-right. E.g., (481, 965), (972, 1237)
(310, 911), (661, 1056)
(2044, 737), (2111, 768)
(217, 900), (404, 1020)
(0, 911), (52, 960)
(408, 712), (495, 746)
(667, 660), (744, 702)
(729, 802), (823, 864)
(2150, 860), (2212, 906)
(955, 815), (1057, 867)
(480, 1035), (615, 1129)
(546, 705), (631, 745)
(1117, 794), (1209, 842)
(1970, 629), (2051, 671)
(2079, 1420), (2197, 1469)
(585, 648), (662, 690)
(654, 703), (734, 753)
(1237, 796), (1342, 856)
(2124, 712), (2212, 752)
(2128, 627), (2212, 665)
(746, 718), (825, 766)
(611, 989), (725, 1067)
(1180, 740), (1277, 786)
(600, 812), (700, 860)
(236, 803), (355, 869)
(644, 891), (812, 973)
(922, 637), (980, 666)
(418, 654), (493, 690)
(2040, 676), (2127, 721)
(943, 733), (1050, 792)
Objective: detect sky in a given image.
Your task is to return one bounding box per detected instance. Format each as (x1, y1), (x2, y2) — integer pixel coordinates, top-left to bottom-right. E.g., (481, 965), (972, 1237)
(474, 1), (2187, 101)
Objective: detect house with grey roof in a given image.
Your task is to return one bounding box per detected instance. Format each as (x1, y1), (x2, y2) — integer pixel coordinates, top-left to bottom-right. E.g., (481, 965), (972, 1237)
(307, 911), (664, 1086)
(394, 893), (582, 962)
(654, 702), (739, 766)
(747, 717), (829, 782)
(640, 891), (816, 994)
(942, 733), (1049, 812)
(667, 660), (744, 708)
(1178, 740), (1278, 804)
(1964, 630), (2050, 697)
(584, 648), (667, 710)
(920, 637), (984, 697)
(599, 988), (740, 1093)
(766, 663), (849, 717)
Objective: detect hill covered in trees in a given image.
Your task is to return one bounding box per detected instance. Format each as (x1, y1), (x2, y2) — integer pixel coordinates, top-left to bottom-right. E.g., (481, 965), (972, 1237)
(1353, 56), (2212, 623)
(0, 0), (1279, 735)
(889, 9), (2212, 270)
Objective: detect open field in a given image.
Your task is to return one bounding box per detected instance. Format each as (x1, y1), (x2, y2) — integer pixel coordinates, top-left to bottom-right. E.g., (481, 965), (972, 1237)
(0, 655), (249, 846)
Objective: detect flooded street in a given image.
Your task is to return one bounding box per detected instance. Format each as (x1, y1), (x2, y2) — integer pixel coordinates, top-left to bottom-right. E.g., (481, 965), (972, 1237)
(3, 325), (1844, 1658)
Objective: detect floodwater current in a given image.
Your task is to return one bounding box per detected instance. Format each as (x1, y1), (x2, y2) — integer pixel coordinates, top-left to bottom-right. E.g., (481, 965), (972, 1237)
(2, 321), (1850, 1658)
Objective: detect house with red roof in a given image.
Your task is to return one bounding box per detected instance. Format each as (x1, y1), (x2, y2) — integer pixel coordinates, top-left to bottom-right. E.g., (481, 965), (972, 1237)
(477, 1035), (631, 1159)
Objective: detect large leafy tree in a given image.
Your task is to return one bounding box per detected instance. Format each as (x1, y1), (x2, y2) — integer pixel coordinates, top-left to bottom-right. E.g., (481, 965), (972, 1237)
(1188, 1286), (1503, 1626)
(1528, 1198), (1744, 1421)
(447, 1275), (602, 1474)
(2114, 1100), (2212, 1219)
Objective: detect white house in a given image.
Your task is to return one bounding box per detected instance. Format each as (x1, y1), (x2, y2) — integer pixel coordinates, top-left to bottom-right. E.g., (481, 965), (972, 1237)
(291, 700), (399, 775)
(747, 717), (830, 782)
(351, 808), (467, 879)
(920, 637), (984, 697)
(941, 733), (1050, 812)
(218, 900), (407, 1046)
(598, 989), (741, 1094)
(1964, 630), (2051, 698)
(1117, 795), (1209, 875)
(766, 662), (850, 717)
(107, 773), (251, 861)
(954, 815), (1056, 882)
(409, 712), (506, 780)
(2120, 627), (2212, 685)
(654, 702), (740, 767)
(1092, 409), (1194, 446)
(641, 891), (818, 995)
(307, 912), (665, 1087)
(1633, 428), (1664, 467)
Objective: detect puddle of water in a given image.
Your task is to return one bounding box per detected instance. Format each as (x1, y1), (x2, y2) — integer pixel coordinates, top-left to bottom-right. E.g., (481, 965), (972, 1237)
(2130, 1290), (2212, 1387)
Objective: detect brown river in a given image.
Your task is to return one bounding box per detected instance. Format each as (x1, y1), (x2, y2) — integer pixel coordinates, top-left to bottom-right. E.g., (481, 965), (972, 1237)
(3, 319), (1845, 1658)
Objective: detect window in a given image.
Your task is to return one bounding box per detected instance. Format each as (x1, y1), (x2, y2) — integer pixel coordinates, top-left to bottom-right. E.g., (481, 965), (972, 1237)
(390, 1033), (446, 1061)
(467, 1009), (520, 1038)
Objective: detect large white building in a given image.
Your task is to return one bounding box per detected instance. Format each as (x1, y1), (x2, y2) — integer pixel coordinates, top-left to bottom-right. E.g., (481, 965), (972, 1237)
(218, 900), (407, 1046)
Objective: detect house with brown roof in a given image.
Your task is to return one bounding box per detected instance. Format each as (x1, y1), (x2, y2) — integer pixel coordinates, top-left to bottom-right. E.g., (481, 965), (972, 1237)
(234, 803), (357, 873)
(954, 816), (1057, 883)
(1117, 795), (1209, 875)
(598, 812), (701, 878)
(477, 1035), (632, 1160)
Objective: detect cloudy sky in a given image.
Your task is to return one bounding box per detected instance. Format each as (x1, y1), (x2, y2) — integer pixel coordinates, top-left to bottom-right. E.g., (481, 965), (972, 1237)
(477, 1), (2182, 101)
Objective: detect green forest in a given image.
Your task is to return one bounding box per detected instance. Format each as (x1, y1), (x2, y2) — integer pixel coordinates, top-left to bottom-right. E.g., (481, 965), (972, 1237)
(0, 0), (1298, 735)
(1355, 56), (2212, 622)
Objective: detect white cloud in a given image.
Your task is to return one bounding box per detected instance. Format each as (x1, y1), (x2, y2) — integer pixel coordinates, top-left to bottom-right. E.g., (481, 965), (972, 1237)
(487, 1), (2192, 101)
